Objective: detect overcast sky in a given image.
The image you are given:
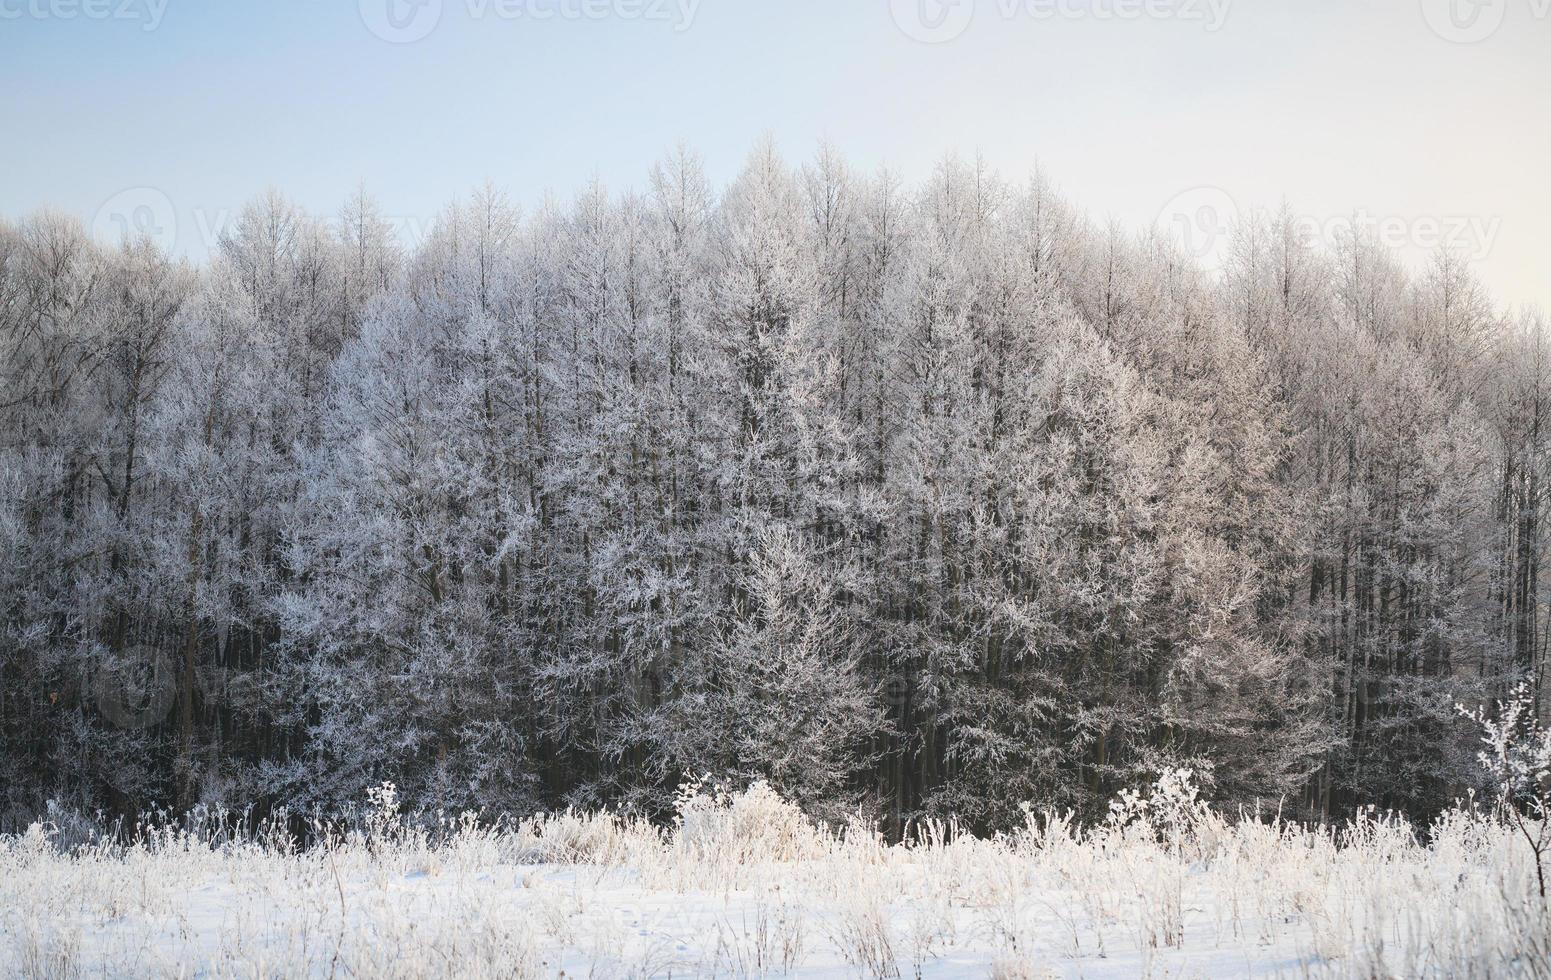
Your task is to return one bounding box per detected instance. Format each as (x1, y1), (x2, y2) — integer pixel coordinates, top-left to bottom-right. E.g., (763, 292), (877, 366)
(2, 0), (1546, 313)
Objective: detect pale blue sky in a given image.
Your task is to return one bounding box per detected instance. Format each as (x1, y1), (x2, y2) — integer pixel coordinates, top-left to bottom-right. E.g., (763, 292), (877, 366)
(2, 0), (1546, 312)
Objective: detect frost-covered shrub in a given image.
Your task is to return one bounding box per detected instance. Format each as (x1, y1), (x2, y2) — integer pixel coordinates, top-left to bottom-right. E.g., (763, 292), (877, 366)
(5, 822), (57, 868)
(1461, 683), (1551, 900)
(672, 777), (828, 865)
(1104, 767), (1212, 855)
(508, 808), (661, 867)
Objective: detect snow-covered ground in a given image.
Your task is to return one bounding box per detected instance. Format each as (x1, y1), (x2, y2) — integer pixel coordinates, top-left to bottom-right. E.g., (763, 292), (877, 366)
(3, 779), (1547, 978)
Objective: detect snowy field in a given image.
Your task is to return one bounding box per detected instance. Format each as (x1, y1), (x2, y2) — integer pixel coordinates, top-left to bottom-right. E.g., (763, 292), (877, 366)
(3, 778), (1548, 979)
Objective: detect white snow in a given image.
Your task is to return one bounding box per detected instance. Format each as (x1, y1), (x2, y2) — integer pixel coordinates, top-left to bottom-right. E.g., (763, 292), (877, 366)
(3, 779), (1548, 978)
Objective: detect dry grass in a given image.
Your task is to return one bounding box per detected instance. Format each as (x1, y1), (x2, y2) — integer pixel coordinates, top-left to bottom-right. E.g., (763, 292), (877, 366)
(2, 776), (1548, 978)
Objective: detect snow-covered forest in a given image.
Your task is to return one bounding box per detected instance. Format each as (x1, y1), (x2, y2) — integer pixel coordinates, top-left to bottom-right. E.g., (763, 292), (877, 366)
(2, 141), (1547, 835)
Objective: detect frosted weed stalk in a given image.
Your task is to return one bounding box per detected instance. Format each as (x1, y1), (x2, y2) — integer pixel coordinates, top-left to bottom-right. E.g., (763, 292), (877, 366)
(4, 773), (1551, 977)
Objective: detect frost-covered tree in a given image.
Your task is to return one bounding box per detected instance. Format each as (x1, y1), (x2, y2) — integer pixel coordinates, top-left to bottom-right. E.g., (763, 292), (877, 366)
(2, 145), (1544, 835)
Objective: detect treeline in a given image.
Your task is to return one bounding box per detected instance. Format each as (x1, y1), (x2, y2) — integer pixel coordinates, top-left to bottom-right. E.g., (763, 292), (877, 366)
(1, 143), (1546, 833)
